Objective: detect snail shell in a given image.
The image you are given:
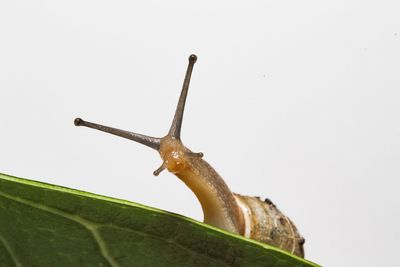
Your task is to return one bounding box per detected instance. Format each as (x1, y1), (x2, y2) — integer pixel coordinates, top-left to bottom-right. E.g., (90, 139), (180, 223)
(235, 194), (305, 257)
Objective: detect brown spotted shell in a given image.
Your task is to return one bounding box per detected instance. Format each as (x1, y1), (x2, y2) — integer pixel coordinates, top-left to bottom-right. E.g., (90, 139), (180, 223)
(234, 194), (305, 258)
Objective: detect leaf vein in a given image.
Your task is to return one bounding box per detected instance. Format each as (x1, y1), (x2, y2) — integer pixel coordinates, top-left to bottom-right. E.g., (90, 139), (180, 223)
(0, 234), (23, 267)
(103, 223), (231, 267)
(0, 192), (121, 267)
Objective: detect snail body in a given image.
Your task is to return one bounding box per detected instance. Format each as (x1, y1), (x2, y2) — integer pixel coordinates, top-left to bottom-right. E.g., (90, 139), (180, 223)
(74, 54), (305, 257)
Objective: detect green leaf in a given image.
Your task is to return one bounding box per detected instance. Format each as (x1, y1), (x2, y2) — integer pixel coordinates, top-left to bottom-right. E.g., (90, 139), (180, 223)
(0, 173), (320, 267)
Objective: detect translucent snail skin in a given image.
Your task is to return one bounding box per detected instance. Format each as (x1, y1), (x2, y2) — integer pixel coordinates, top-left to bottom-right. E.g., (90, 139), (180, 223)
(74, 54), (305, 257)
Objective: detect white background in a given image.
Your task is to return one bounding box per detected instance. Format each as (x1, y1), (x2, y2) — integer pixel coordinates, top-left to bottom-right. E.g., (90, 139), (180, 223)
(1, 1), (399, 266)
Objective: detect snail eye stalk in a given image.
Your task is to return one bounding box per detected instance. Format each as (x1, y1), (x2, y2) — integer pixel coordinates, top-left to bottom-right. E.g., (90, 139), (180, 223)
(168, 54), (197, 140)
(73, 118), (161, 150)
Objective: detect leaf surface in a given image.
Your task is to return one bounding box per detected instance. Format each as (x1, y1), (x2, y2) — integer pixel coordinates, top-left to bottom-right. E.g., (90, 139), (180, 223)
(0, 173), (319, 267)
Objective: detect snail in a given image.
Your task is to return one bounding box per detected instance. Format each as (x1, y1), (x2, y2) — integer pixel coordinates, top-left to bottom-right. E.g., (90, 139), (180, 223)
(74, 54), (305, 257)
